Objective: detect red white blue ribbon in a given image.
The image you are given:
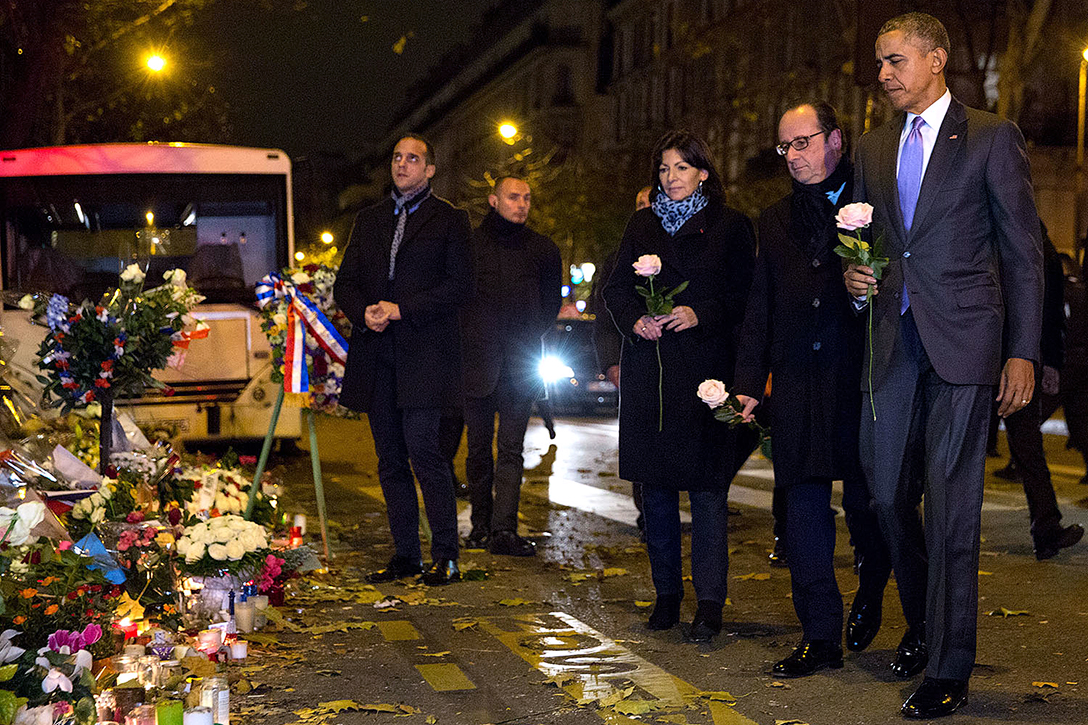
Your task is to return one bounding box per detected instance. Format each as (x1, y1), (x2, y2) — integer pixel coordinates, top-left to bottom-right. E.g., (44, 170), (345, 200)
(255, 273), (348, 393)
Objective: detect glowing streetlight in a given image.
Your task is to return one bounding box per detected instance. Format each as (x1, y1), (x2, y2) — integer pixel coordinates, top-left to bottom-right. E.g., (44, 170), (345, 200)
(145, 211), (154, 226)
(320, 231), (334, 244)
(498, 122), (518, 139)
(146, 54), (167, 73)
(1078, 47), (1088, 167)
(294, 251), (306, 262)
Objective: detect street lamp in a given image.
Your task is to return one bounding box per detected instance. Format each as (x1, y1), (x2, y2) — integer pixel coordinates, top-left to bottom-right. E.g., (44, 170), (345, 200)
(320, 231), (334, 244)
(498, 122), (518, 139)
(146, 54), (167, 73)
(1078, 47), (1088, 167)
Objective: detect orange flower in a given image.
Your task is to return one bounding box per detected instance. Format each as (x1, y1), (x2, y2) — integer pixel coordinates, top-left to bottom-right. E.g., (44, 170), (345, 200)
(19, 588), (37, 599)
(44, 604), (59, 615)
(12, 616), (25, 625)
(39, 576), (59, 587)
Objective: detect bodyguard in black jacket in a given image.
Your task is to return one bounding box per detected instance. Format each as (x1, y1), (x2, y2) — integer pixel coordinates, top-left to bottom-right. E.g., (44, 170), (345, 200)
(460, 177), (561, 556)
(335, 135), (471, 586)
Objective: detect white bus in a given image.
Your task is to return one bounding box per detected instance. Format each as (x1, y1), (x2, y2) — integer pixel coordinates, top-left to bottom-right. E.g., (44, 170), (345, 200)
(0, 142), (301, 443)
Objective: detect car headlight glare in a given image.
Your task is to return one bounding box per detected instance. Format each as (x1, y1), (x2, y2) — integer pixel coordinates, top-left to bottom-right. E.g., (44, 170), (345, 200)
(539, 356), (575, 383)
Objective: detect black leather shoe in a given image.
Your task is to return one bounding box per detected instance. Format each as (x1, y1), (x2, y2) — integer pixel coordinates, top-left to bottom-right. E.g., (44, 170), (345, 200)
(992, 462), (1020, 482)
(420, 559), (461, 586)
(901, 677), (968, 718)
(845, 596), (882, 651)
(647, 595), (681, 631)
(365, 555), (423, 583)
(768, 537), (788, 568)
(772, 640), (844, 677)
(489, 530), (536, 557)
(1034, 524), (1084, 560)
(464, 529), (489, 550)
(891, 627), (928, 678)
(688, 600), (722, 642)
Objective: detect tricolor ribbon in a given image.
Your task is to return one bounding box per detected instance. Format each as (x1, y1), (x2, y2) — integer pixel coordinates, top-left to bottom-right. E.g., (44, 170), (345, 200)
(256, 272), (349, 393)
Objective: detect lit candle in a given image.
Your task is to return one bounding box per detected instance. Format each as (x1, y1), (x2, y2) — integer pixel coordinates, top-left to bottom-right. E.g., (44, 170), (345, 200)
(196, 629), (221, 651)
(293, 513), (307, 535)
(235, 600), (255, 634)
(229, 641), (247, 660)
(115, 618), (139, 640)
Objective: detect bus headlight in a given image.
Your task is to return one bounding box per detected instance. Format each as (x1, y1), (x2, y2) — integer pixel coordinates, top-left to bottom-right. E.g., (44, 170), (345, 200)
(539, 356), (574, 383)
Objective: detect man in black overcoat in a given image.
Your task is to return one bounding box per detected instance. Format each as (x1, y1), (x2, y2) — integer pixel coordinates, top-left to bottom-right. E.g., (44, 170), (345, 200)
(844, 13), (1043, 718)
(735, 102), (893, 678)
(460, 176), (561, 556)
(334, 134), (472, 586)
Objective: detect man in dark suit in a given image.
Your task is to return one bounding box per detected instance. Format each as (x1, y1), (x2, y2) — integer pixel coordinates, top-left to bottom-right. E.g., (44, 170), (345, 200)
(335, 134), (472, 586)
(735, 101), (892, 678)
(460, 176), (561, 557)
(845, 13), (1042, 718)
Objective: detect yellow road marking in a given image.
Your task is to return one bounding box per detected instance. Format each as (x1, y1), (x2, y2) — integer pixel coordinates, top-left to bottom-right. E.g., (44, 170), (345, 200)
(481, 612), (760, 725)
(416, 663), (476, 691)
(377, 620), (421, 641)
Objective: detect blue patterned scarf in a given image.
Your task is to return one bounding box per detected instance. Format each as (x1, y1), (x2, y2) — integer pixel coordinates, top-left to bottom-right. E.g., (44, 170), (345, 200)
(651, 186), (708, 236)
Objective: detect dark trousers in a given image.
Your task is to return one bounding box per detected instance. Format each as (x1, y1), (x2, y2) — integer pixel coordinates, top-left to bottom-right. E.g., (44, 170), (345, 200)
(464, 369), (536, 534)
(1003, 370), (1064, 542)
(861, 310), (990, 681)
(367, 361), (460, 562)
(1061, 363), (1088, 460)
(642, 484), (729, 605)
(785, 474), (891, 642)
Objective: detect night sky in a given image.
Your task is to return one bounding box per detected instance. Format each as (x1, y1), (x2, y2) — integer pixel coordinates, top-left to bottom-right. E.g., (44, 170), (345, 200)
(193, 0), (496, 159)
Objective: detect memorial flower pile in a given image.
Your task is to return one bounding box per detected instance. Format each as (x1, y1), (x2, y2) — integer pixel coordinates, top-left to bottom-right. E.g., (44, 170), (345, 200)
(175, 516), (271, 578)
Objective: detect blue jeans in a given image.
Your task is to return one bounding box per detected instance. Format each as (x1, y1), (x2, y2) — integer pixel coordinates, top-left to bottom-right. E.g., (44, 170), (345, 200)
(642, 485), (729, 604)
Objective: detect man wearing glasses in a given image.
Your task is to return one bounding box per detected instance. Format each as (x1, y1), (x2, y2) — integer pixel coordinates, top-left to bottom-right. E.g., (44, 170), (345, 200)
(734, 102), (894, 678)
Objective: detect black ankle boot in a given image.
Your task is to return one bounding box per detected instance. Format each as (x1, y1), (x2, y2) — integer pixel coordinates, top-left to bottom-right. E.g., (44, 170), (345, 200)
(689, 600), (723, 642)
(647, 595), (681, 630)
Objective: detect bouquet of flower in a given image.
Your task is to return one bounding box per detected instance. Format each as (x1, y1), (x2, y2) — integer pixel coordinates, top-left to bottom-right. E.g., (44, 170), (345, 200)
(175, 515), (270, 578)
(66, 478), (137, 541)
(256, 264), (351, 414)
(696, 380), (772, 459)
(0, 625), (101, 725)
(632, 254), (688, 432)
(832, 203), (888, 420)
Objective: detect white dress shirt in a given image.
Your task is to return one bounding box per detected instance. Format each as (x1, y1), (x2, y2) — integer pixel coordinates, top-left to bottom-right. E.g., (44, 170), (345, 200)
(896, 88), (951, 181)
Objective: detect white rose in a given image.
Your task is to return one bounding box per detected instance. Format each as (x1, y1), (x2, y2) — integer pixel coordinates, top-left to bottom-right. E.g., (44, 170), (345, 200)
(240, 531), (264, 551)
(89, 508), (106, 524)
(207, 543), (228, 561)
(214, 526), (234, 543)
(225, 483), (240, 496)
(224, 539), (245, 560)
(176, 538), (191, 556)
(99, 483), (114, 500)
(185, 541), (206, 564)
(17, 294), (34, 311)
(696, 379), (730, 408)
(164, 268), (187, 286)
(209, 516), (229, 529)
(120, 263), (146, 284)
(272, 312), (287, 326)
(290, 271), (311, 285)
(88, 493), (103, 508)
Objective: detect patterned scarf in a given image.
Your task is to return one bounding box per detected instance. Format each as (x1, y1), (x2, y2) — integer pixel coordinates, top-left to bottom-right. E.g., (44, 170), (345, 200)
(388, 183), (432, 280)
(651, 186), (708, 236)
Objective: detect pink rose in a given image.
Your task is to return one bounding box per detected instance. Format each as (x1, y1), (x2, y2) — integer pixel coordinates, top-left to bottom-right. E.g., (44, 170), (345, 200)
(632, 254), (662, 277)
(697, 379), (730, 408)
(835, 203), (873, 231)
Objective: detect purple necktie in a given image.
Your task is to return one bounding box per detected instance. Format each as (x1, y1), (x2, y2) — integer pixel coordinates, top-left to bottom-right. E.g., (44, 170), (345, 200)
(897, 116), (925, 314)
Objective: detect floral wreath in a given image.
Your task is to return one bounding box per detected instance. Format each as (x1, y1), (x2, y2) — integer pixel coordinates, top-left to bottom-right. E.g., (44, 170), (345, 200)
(40, 294), (127, 406)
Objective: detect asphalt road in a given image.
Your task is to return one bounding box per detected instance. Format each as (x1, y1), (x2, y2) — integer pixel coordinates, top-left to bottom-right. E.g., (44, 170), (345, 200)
(242, 414), (1088, 725)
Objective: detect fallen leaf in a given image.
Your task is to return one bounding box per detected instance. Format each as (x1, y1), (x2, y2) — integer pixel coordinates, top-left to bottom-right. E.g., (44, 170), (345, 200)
(767, 681), (790, 688)
(601, 567), (628, 578)
(421, 651), (451, 657)
(733, 572), (771, 581)
(988, 607), (1029, 617)
(614, 699), (660, 715)
(597, 686), (635, 707)
(775, 720), (809, 725)
(544, 673), (574, 687)
(452, 618), (481, 631)
(1032, 682), (1059, 688)
(697, 691), (737, 703)
(497, 598), (534, 606)
(978, 570), (993, 576)
(426, 717), (437, 724)
(463, 568), (489, 581)
(635, 601), (653, 608)
(315, 669), (341, 676)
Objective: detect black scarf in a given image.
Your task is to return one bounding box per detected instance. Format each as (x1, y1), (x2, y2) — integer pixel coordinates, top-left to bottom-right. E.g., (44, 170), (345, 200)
(482, 209), (525, 242)
(789, 158), (853, 259)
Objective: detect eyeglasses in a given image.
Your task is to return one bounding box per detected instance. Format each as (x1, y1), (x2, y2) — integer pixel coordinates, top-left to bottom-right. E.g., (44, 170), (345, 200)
(775, 131), (826, 156)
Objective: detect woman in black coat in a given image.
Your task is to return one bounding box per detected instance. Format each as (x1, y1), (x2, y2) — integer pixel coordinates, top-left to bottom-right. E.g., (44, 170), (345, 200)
(603, 131), (755, 641)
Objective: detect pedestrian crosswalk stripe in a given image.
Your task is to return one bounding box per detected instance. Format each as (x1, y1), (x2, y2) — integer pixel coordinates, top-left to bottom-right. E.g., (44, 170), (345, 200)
(377, 620), (421, 641)
(415, 663), (476, 691)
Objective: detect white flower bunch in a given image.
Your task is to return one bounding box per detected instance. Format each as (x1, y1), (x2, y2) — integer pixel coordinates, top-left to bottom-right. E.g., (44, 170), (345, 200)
(0, 501), (46, 546)
(181, 467), (250, 516)
(70, 478), (116, 524)
(176, 515), (269, 565)
(120, 263), (146, 284)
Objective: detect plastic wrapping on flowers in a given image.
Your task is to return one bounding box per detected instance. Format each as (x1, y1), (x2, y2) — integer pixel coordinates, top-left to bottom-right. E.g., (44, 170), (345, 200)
(257, 264), (354, 416)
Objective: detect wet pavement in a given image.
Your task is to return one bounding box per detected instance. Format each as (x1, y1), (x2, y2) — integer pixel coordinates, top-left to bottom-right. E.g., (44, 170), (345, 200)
(240, 414), (1088, 725)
